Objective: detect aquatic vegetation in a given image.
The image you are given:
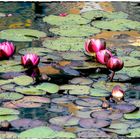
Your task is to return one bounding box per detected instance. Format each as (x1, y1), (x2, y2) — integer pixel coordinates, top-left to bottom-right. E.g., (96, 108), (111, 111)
(59, 13), (68, 17)
(0, 41), (15, 59)
(21, 54), (40, 67)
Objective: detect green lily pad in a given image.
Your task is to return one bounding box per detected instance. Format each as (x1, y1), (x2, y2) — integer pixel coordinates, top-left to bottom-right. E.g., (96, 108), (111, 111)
(49, 115), (80, 126)
(92, 19), (140, 31)
(92, 80), (129, 91)
(0, 115), (19, 122)
(113, 73), (131, 82)
(43, 14), (89, 25)
(127, 128), (140, 138)
(0, 92), (23, 101)
(124, 110), (140, 120)
(109, 122), (130, 130)
(81, 10), (128, 20)
(68, 89), (90, 95)
(0, 60), (20, 66)
(43, 37), (85, 51)
(49, 25), (100, 37)
(0, 107), (19, 115)
(18, 126), (76, 138)
(130, 51), (140, 58)
(1, 84), (16, 91)
(18, 47), (52, 56)
(13, 75), (34, 86)
(15, 86), (46, 95)
(89, 88), (109, 97)
(0, 79), (12, 86)
(0, 29), (46, 42)
(36, 83), (59, 93)
(0, 131), (18, 139)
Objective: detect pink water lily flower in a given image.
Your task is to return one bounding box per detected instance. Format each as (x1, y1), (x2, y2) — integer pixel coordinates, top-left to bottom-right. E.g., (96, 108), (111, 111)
(85, 38), (106, 54)
(21, 54), (40, 67)
(59, 13), (68, 17)
(0, 41), (15, 59)
(96, 49), (112, 65)
(106, 56), (124, 72)
(112, 85), (124, 101)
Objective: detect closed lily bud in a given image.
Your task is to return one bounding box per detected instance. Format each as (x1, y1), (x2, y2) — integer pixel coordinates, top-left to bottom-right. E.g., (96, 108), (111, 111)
(0, 41), (15, 59)
(112, 85), (124, 101)
(84, 38), (106, 54)
(96, 49), (112, 64)
(21, 54), (40, 67)
(106, 57), (124, 72)
(59, 13), (68, 17)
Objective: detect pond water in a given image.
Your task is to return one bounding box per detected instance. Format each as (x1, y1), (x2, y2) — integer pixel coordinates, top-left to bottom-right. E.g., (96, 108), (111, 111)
(0, 1), (140, 139)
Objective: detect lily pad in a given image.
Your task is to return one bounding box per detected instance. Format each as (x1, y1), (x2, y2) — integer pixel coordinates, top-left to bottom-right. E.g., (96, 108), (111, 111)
(51, 97), (71, 104)
(36, 83), (59, 93)
(81, 10), (128, 20)
(0, 60), (20, 66)
(68, 89), (90, 95)
(18, 126), (76, 138)
(79, 118), (110, 128)
(0, 92), (23, 101)
(0, 107), (19, 115)
(49, 25), (100, 37)
(11, 119), (45, 130)
(124, 110), (140, 120)
(130, 50), (140, 58)
(43, 14), (89, 25)
(43, 37), (85, 51)
(0, 29), (46, 42)
(13, 75), (34, 86)
(0, 131), (18, 139)
(0, 79), (13, 86)
(0, 84), (16, 91)
(69, 77), (93, 85)
(127, 128), (140, 138)
(109, 122), (130, 130)
(49, 115), (80, 126)
(0, 115), (19, 122)
(89, 88), (109, 97)
(15, 86), (46, 95)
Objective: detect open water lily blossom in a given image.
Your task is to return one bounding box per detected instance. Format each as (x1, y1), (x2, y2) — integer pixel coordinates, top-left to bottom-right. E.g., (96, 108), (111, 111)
(0, 41), (15, 59)
(112, 85), (125, 101)
(85, 38), (106, 54)
(106, 56), (124, 71)
(96, 49), (112, 65)
(21, 53), (40, 67)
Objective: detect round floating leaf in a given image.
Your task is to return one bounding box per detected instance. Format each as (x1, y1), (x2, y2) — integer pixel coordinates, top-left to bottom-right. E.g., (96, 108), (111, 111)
(127, 99), (140, 107)
(0, 60), (20, 66)
(113, 73), (131, 82)
(0, 79), (12, 86)
(109, 122), (130, 130)
(68, 89), (90, 95)
(36, 83), (59, 93)
(51, 97), (71, 104)
(49, 25), (100, 37)
(1, 84), (15, 91)
(11, 119), (45, 130)
(15, 86), (46, 95)
(47, 104), (67, 113)
(69, 77), (93, 85)
(0, 115), (19, 122)
(124, 110), (140, 120)
(49, 115), (80, 126)
(0, 107), (19, 115)
(18, 126), (76, 138)
(43, 37), (85, 51)
(0, 131), (18, 139)
(89, 88), (109, 97)
(13, 75), (34, 86)
(43, 14), (89, 25)
(113, 103), (136, 113)
(42, 54), (63, 62)
(91, 109), (123, 120)
(0, 92), (23, 101)
(75, 98), (102, 107)
(77, 130), (111, 138)
(130, 50), (140, 58)
(127, 128), (140, 138)
(0, 29), (46, 42)
(60, 51), (88, 61)
(81, 10), (128, 20)
(74, 110), (95, 118)
(79, 118), (110, 128)
(18, 47), (52, 56)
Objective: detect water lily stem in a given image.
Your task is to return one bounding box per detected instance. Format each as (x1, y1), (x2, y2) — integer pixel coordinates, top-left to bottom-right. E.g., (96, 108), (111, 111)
(110, 71), (115, 82)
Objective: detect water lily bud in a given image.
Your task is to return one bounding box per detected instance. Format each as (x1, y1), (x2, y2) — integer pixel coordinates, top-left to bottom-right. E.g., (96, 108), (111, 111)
(96, 49), (112, 64)
(21, 53), (40, 67)
(106, 56), (124, 72)
(112, 85), (124, 101)
(59, 13), (68, 17)
(85, 38), (106, 54)
(0, 41), (15, 59)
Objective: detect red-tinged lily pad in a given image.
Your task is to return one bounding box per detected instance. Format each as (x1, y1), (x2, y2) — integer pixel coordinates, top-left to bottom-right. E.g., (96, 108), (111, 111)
(75, 98), (102, 107)
(79, 118), (110, 129)
(11, 119), (46, 130)
(0, 131), (18, 139)
(49, 115), (80, 126)
(48, 124), (63, 131)
(113, 103), (137, 113)
(51, 97), (71, 104)
(3, 101), (42, 109)
(90, 109), (123, 120)
(77, 130), (111, 138)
